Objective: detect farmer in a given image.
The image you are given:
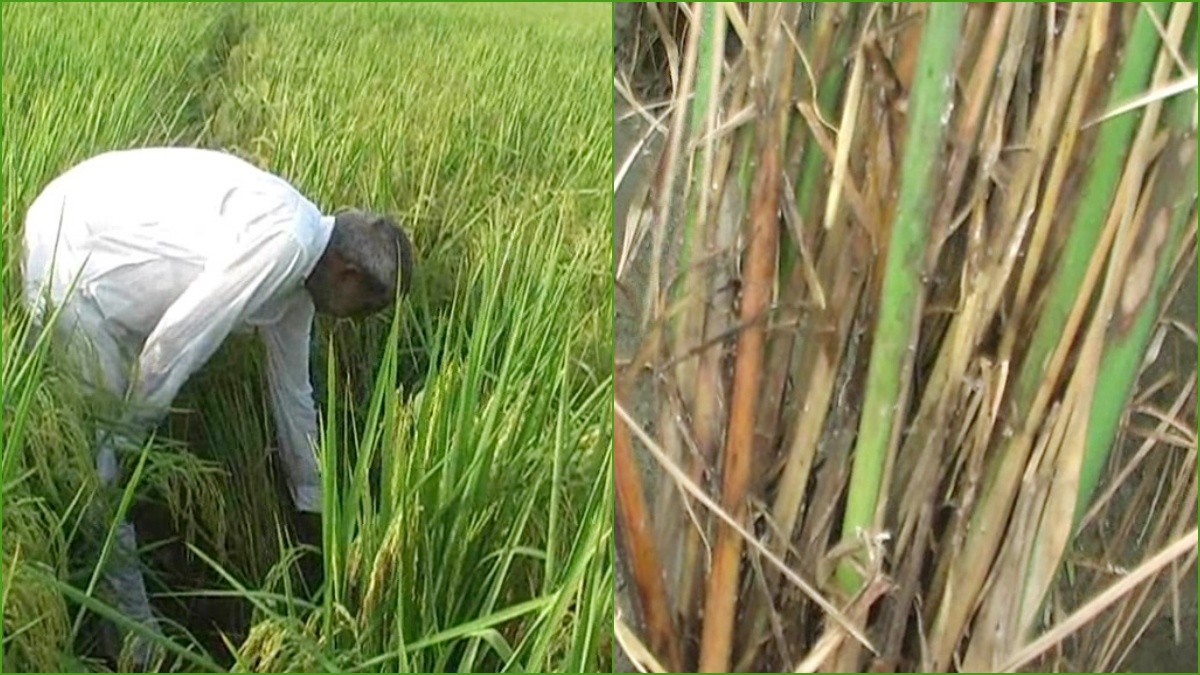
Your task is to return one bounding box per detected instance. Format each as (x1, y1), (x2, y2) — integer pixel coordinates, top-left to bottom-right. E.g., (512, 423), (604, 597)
(21, 146), (414, 663)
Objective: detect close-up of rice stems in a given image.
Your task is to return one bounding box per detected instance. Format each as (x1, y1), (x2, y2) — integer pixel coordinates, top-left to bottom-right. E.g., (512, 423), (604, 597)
(614, 2), (1198, 672)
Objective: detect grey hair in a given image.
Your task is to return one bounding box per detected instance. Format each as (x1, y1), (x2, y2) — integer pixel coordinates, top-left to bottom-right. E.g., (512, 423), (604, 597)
(329, 210), (414, 298)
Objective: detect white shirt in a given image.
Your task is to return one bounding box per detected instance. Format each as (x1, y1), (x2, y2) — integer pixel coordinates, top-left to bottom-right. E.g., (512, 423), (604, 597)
(22, 147), (333, 511)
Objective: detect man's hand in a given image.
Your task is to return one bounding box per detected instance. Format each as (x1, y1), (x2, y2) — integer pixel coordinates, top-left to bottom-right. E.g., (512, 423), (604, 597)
(291, 511), (324, 598)
(293, 511), (322, 549)
(268, 445), (325, 597)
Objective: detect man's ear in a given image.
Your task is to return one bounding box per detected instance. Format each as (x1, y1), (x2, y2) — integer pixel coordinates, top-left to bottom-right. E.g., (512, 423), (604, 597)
(323, 250), (355, 276)
(336, 260), (362, 284)
(369, 215), (395, 237)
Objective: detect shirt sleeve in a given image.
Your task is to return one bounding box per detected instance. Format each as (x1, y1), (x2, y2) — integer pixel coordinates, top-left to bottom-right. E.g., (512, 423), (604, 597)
(125, 225), (310, 431)
(260, 295), (323, 513)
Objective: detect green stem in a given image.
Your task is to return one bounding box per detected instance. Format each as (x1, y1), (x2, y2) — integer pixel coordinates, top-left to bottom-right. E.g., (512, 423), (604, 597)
(837, 2), (964, 594)
(674, 2), (722, 311)
(1074, 20), (1198, 528)
(1009, 3), (1169, 418)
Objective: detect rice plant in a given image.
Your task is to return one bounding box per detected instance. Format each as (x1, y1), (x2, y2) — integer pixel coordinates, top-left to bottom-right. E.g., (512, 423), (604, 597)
(2, 3), (612, 672)
(615, 3), (1197, 672)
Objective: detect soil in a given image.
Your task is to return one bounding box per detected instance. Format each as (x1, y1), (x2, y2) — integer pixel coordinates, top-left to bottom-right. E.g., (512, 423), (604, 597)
(1112, 257), (1199, 674)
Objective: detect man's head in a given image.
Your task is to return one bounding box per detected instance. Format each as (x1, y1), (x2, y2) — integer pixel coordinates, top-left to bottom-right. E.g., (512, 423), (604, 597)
(306, 210), (414, 318)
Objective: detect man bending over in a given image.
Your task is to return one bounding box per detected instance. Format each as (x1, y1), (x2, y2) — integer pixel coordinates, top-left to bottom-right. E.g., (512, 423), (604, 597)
(21, 147), (414, 665)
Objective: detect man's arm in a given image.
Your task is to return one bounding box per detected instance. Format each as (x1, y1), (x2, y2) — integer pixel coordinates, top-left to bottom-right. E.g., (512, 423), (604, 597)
(260, 295), (323, 514)
(124, 228), (310, 432)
